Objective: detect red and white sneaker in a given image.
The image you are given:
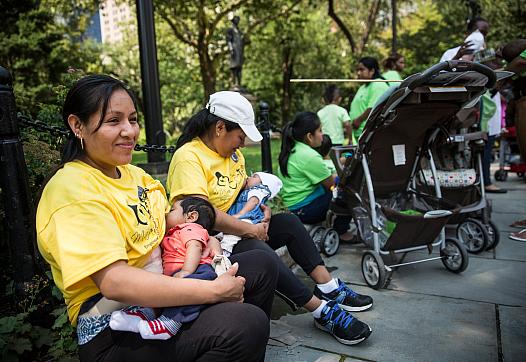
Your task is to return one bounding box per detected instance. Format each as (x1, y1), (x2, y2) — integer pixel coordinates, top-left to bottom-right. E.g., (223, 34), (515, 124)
(138, 319), (175, 340)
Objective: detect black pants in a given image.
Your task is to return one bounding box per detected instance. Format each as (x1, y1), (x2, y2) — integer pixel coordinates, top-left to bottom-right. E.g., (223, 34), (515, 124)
(233, 213), (325, 309)
(78, 249), (278, 362)
(290, 188), (352, 235)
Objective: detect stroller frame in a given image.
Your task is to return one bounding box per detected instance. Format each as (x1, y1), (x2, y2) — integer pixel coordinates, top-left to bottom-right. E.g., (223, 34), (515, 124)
(330, 60), (497, 289)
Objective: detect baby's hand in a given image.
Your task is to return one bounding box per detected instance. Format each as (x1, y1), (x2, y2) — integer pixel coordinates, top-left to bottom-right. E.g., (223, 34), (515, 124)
(174, 270), (191, 278)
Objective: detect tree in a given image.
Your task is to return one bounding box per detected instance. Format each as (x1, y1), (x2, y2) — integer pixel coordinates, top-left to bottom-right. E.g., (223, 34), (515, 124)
(154, 0), (301, 100)
(0, 0), (102, 115)
(327, 0), (385, 56)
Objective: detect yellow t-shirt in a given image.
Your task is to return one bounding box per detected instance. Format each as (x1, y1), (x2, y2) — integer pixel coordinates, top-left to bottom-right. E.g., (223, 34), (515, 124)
(36, 161), (168, 325)
(166, 138), (246, 211)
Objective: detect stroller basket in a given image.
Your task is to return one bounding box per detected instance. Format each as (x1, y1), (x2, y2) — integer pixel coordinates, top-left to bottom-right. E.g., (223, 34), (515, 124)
(381, 201), (457, 251)
(354, 193), (460, 251)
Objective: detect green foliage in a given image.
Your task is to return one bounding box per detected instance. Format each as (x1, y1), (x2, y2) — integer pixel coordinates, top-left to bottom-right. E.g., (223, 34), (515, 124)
(0, 275), (77, 361)
(0, 1), (102, 116)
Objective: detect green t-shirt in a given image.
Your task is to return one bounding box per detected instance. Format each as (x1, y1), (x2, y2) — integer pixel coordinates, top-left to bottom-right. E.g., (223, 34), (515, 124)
(382, 70), (402, 87)
(317, 104), (350, 144)
(349, 81), (389, 141)
(278, 142), (331, 208)
(479, 91), (497, 132)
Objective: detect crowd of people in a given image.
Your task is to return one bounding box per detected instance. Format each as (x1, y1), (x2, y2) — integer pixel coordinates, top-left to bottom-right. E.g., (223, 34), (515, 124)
(35, 15), (525, 361)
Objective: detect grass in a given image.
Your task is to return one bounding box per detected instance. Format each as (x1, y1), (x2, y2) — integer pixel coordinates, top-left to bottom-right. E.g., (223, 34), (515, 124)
(132, 139), (282, 175)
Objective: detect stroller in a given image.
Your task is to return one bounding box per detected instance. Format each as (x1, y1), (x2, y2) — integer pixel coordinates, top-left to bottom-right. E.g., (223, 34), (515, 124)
(329, 60), (497, 289)
(417, 107), (499, 253)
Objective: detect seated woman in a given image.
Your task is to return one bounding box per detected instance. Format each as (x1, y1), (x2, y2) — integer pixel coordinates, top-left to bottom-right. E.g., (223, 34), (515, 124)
(350, 57), (390, 142)
(36, 75), (279, 361)
(166, 91), (373, 346)
(278, 112), (352, 242)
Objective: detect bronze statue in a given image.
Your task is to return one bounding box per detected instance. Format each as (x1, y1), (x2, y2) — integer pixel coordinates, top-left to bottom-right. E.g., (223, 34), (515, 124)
(226, 16), (244, 88)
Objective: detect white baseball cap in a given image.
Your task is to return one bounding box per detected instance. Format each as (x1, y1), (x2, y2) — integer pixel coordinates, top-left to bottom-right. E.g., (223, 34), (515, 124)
(254, 172), (283, 199)
(206, 91), (262, 142)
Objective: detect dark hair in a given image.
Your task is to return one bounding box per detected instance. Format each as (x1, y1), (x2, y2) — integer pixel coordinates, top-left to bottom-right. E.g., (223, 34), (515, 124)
(179, 197), (216, 232)
(176, 108), (241, 150)
(383, 53), (403, 70)
(37, 74), (137, 205)
(467, 16), (487, 33)
(278, 111), (321, 177)
(359, 57), (384, 80)
(61, 74), (138, 163)
(315, 134), (333, 158)
(323, 85), (340, 104)
(501, 39), (526, 62)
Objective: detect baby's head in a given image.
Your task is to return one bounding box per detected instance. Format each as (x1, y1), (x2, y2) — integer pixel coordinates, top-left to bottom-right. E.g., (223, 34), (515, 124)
(166, 196), (216, 232)
(245, 174), (262, 189)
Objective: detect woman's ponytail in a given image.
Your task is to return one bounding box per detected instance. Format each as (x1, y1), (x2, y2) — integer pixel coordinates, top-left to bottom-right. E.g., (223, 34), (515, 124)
(278, 111), (321, 177)
(176, 109), (210, 150)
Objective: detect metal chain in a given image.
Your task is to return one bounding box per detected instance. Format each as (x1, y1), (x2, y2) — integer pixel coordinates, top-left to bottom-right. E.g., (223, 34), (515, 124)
(16, 113), (177, 153)
(17, 113), (69, 137)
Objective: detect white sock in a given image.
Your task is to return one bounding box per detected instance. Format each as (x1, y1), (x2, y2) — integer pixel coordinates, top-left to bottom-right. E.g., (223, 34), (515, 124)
(109, 309), (149, 333)
(138, 317), (180, 340)
(311, 300), (328, 319)
(316, 278), (339, 294)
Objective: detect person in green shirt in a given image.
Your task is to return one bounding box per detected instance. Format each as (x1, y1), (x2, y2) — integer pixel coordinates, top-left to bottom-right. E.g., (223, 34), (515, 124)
(382, 53), (405, 87)
(317, 85), (351, 145)
(349, 57), (390, 142)
(278, 112), (353, 241)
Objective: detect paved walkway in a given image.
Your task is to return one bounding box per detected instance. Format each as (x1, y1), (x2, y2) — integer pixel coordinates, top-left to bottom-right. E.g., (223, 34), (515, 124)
(266, 170), (526, 362)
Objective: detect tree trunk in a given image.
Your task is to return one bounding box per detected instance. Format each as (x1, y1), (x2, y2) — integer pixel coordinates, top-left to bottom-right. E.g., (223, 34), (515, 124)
(197, 43), (216, 101)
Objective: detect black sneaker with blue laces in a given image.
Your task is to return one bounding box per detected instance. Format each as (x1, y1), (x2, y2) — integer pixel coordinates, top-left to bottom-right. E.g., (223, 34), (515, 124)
(314, 278), (373, 312)
(314, 300), (372, 345)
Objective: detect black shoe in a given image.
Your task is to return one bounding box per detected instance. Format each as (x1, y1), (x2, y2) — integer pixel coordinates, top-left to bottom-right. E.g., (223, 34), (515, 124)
(314, 278), (373, 312)
(314, 300), (372, 345)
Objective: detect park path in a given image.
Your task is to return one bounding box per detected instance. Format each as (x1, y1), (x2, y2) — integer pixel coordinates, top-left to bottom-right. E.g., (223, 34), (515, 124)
(266, 169), (526, 362)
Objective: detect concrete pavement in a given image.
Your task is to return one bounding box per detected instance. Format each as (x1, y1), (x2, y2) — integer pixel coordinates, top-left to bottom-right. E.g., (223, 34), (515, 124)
(266, 171), (526, 362)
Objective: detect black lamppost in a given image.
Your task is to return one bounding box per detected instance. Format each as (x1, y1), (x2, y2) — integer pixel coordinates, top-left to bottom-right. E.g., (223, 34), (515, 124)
(136, 0), (169, 174)
(0, 67), (39, 298)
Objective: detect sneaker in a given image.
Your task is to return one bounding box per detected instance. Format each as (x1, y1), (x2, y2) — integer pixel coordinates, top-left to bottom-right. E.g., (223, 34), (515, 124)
(314, 278), (373, 312)
(138, 319), (177, 340)
(314, 300), (372, 345)
(509, 229), (526, 242)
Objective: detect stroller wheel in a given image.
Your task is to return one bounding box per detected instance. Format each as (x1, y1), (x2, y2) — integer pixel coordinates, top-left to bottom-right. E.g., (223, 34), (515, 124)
(361, 251), (387, 289)
(441, 238), (469, 273)
(309, 226), (325, 253)
(320, 228), (340, 257)
(494, 169), (508, 182)
(484, 220), (500, 251)
(456, 218), (489, 254)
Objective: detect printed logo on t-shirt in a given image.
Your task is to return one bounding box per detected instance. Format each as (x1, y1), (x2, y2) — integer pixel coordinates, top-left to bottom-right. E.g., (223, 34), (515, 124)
(215, 171), (239, 189)
(127, 186), (162, 249)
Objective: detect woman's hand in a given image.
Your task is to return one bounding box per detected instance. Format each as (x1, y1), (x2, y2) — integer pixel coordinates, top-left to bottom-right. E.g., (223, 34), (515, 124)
(242, 222), (269, 241)
(260, 204), (271, 223)
(212, 262), (245, 303)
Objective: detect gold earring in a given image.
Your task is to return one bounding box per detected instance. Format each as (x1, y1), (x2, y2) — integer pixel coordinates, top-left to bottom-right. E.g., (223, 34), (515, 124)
(76, 133), (84, 150)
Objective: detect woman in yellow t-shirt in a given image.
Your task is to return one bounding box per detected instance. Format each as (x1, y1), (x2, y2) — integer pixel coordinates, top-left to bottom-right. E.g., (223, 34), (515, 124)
(36, 75), (277, 360)
(167, 91), (373, 346)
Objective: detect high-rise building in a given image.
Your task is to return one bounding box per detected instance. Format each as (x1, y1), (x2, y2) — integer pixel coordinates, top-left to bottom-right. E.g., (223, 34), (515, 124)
(84, 10), (102, 43)
(99, 0), (134, 43)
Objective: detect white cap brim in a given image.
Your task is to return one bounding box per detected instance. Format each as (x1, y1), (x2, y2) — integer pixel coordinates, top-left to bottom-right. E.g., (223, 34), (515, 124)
(240, 123), (263, 142)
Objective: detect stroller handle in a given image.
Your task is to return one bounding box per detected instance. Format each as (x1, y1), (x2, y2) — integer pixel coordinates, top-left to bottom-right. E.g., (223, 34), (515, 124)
(406, 60), (496, 91)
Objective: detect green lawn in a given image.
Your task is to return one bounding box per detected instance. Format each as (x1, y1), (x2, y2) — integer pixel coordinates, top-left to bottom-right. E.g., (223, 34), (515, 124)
(132, 139), (282, 175)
